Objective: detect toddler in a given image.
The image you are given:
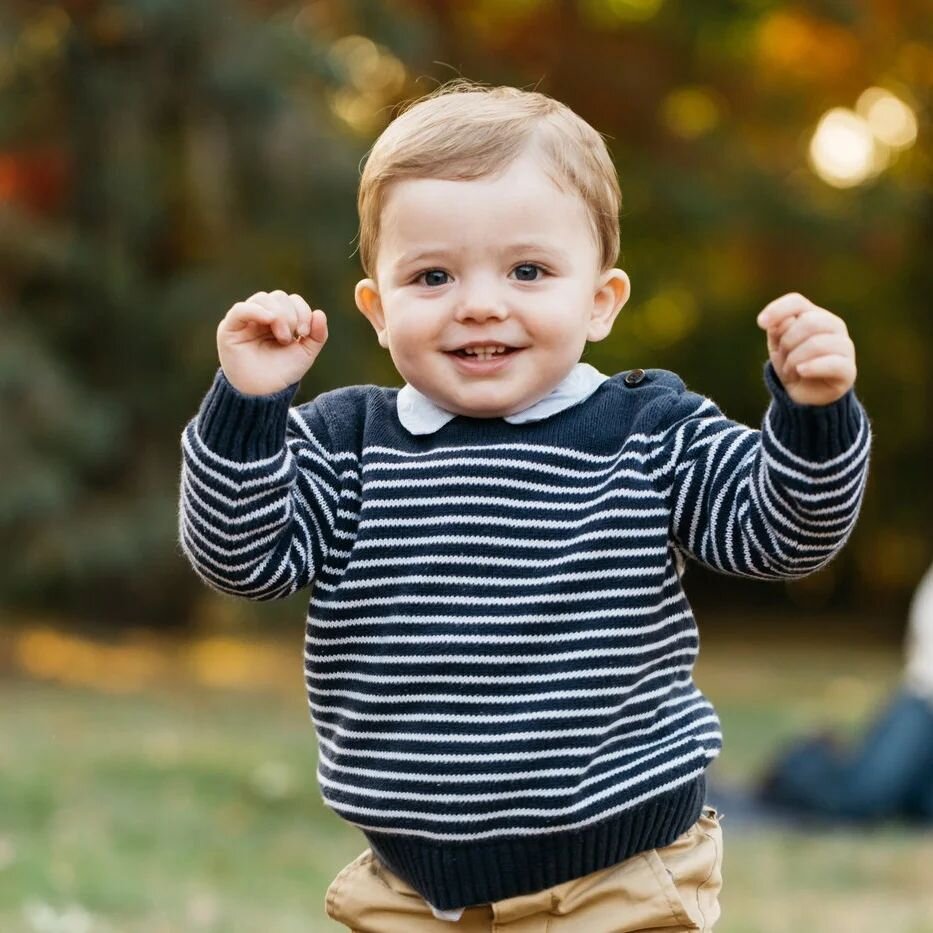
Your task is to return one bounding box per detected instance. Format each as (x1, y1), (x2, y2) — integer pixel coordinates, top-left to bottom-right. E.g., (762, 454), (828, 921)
(179, 82), (871, 931)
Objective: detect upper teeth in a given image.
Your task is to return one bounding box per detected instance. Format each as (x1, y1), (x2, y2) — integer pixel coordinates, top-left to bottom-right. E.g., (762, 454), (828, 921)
(463, 345), (507, 357)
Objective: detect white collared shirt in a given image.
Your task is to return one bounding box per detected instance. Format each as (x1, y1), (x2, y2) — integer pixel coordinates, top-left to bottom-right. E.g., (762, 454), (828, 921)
(396, 362), (609, 435)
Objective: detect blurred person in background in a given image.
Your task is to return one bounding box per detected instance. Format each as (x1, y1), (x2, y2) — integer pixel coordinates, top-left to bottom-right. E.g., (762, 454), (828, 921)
(757, 560), (933, 824)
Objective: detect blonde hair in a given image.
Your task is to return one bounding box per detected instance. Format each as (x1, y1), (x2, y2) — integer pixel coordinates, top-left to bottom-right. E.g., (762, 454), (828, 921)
(356, 80), (622, 276)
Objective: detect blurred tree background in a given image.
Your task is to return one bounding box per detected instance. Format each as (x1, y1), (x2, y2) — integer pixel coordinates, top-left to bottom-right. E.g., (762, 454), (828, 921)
(0, 0), (929, 633)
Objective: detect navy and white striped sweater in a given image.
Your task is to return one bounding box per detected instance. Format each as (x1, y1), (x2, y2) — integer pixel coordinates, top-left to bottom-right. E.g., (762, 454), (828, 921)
(178, 362), (871, 909)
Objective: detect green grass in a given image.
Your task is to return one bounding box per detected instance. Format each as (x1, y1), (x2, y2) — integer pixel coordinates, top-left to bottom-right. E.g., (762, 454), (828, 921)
(2, 638), (932, 931)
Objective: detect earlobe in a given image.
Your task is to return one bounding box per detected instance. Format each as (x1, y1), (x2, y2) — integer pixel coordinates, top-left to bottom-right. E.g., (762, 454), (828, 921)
(587, 269), (631, 342)
(355, 278), (389, 349)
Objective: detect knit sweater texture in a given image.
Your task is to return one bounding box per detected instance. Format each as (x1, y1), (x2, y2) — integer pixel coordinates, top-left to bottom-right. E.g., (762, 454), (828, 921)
(178, 362), (871, 909)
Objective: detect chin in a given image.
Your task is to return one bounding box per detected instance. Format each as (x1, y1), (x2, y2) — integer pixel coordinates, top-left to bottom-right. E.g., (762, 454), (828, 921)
(445, 398), (515, 419)
(466, 402), (534, 420)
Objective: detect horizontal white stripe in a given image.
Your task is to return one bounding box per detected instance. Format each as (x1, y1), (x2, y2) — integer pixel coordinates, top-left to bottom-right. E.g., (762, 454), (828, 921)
(310, 657), (693, 685)
(340, 507), (669, 530)
(309, 584), (683, 611)
(318, 722), (722, 785)
(306, 604), (691, 632)
(359, 487), (664, 513)
(325, 747), (706, 824)
(311, 698), (709, 745)
(306, 639), (696, 668)
(313, 563), (676, 592)
(308, 669), (693, 708)
(362, 428), (693, 462)
(316, 713), (712, 783)
(313, 698), (715, 765)
(318, 730), (721, 804)
(309, 679), (702, 725)
(342, 767), (708, 842)
(320, 545), (668, 573)
(305, 621), (692, 651)
(348, 526), (668, 552)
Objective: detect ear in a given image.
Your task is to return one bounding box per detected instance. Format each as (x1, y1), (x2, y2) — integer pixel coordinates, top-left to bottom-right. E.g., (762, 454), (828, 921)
(355, 278), (389, 349)
(587, 268), (631, 342)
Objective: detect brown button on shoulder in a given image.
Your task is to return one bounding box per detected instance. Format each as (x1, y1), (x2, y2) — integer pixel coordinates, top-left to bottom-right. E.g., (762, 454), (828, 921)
(623, 368), (647, 386)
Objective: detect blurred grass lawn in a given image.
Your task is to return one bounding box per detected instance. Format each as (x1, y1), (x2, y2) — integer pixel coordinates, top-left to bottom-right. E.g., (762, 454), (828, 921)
(2, 632), (932, 932)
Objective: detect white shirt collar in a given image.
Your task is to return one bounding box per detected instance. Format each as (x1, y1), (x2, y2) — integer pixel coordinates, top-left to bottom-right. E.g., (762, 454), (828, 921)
(396, 362), (609, 435)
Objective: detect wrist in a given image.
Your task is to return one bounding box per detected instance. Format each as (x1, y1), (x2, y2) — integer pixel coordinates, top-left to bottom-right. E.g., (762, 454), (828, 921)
(196, 367), (301, 460)
(763, 361), (865, 461)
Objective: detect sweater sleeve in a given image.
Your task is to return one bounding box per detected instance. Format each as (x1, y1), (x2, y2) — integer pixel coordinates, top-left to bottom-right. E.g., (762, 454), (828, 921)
(662, 362), (871, 579)
(177, 368), (349, 600)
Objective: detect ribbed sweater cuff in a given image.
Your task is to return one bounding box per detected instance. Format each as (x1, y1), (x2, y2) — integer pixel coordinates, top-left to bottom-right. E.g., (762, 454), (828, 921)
(195, 367), (301, 461)
(763, 361), (865, 462)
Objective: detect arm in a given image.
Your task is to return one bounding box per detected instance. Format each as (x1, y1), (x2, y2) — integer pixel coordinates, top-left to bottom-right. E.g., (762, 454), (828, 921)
(665, 362), (871, 579)
(179, 289), (341, 600)
(178, 368), (346, 600)
(668, 291), (869, 578)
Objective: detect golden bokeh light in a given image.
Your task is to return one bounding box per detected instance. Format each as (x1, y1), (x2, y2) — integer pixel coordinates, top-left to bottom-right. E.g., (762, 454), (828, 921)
(635, 288), (699, 348)
(326, 35), (407, 135)
(808, 107), (885, 189)
(856, 87), (918, 150)
(661, 87), (722, 139)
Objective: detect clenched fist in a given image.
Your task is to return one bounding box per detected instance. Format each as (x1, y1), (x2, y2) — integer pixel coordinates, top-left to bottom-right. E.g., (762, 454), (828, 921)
(757, 293), (857, 406)
(217, 290), (328, 396)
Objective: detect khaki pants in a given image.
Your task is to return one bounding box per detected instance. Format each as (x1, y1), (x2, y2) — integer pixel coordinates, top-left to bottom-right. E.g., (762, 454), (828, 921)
(324, 807), (723, 932)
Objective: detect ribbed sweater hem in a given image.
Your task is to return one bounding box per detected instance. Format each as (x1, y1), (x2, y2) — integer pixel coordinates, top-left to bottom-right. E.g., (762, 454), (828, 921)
(363, 774), (706, 911)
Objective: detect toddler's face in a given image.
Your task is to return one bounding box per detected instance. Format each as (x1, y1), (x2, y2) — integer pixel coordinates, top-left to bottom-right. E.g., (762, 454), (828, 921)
(355, 152), (630, 419)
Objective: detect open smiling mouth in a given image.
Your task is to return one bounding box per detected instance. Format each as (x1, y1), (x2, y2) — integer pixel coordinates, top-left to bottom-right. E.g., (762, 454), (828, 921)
(448, 347), (522, 359)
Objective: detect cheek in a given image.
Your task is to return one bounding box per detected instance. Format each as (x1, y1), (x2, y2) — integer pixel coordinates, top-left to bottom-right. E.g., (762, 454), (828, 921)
(387, 319), (431, 359)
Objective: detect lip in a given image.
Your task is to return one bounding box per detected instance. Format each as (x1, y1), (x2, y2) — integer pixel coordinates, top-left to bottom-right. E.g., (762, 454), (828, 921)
(445, 348), (524, 375)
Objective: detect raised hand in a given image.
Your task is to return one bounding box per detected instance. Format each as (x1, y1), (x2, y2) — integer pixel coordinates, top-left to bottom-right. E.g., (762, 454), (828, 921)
(217, 290), (328, 396)
(756, 292), (856, 406)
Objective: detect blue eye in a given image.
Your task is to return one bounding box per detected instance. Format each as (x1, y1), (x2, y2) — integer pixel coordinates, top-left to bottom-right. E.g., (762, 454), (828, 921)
(513, 264), (543, 281)
(419, 270), (449, 287)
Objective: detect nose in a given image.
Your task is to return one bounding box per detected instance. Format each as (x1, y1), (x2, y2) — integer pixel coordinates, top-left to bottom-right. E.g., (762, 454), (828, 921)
(453, 274), (508, 323)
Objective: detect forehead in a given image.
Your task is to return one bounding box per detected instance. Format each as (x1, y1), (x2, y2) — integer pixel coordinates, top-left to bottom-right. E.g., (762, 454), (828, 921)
(377, 154), (596, 260)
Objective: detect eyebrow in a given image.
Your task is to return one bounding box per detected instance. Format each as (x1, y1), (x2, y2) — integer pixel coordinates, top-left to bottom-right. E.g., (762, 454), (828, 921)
(395, 249), (448, 267)
(394, 243), (563, 266)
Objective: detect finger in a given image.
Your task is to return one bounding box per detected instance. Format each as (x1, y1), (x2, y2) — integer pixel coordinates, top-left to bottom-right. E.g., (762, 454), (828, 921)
(784, 333), (854, 375)
(794, 354), (857, 384)
(225, 300), (276, 332)
(757, 292), (816, 331)
(250, 291), (297, 344)
(778, 309), (848, 354)
(269, 289), (301, 340)
(766, 324), (785, 358)
(289, 294), (314, 338)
